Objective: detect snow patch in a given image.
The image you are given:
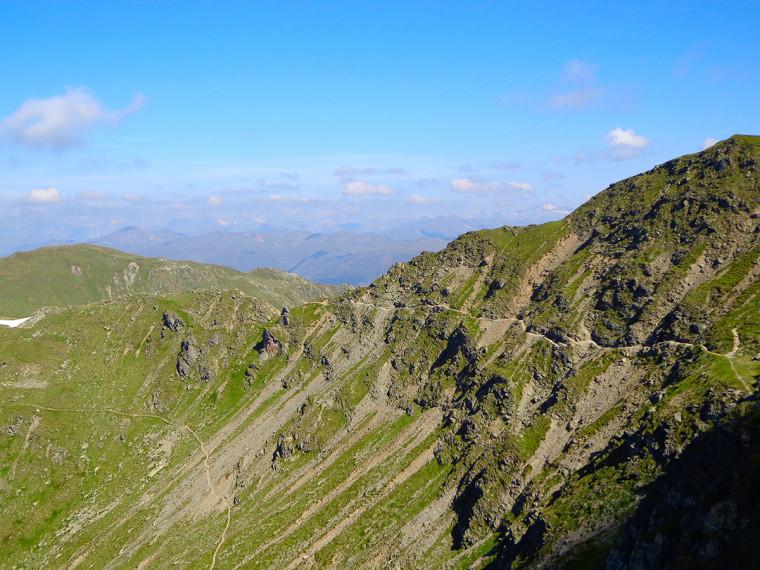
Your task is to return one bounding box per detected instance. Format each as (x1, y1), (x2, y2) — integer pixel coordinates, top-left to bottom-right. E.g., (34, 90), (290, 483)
(0, 317), (31, 328)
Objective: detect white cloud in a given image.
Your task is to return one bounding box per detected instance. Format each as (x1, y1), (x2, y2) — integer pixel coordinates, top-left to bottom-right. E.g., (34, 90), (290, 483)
(607, 127), (649, 149)
(217, 219), (236, 227)
(702, 137), (719, 150)
(542, 203), (570, 215)
(1, 87), (145, 149)
(606, 127), (650, 159)
(450, 178), (533, 194)
(343, 180), (394, 196)
(266, 193), (312, 203)
(508, 181), (534, 192)
(451, 178), (497, 193)
(28, 187), (61, 203)
(207, 195), (222, 206)
(123, 193), (143, 202)
(407, 194), (438, 205)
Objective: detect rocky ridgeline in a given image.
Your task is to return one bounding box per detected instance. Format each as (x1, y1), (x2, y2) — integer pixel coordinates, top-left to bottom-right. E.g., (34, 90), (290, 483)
(1, 136), (758, 568)
(330, 135), (760, 565)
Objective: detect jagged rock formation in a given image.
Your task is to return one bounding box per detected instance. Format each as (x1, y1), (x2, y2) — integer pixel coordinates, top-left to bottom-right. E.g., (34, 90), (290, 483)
(162, 311), (185, 333)
(0, 136), (758, 568)
(257, 329), (284, 359)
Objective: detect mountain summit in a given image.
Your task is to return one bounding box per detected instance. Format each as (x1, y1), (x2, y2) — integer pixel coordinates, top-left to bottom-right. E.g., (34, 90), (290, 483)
(1, 136), (758, 568)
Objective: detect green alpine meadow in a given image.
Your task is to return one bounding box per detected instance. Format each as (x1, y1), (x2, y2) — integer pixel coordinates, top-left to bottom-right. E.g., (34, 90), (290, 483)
(2, 135), (758, 568)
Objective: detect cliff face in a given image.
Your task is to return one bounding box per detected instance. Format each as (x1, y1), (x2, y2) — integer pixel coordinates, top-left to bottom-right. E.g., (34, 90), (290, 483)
(0, 136), (758, 568)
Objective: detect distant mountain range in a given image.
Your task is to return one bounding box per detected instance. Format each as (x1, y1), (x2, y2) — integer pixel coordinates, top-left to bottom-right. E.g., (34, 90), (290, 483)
(91, 226), (454, 285)
(0, 213), (511, 286)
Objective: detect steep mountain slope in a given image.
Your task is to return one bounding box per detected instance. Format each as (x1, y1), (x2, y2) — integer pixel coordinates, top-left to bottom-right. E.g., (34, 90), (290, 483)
(0, 244), (339, 317)
(0, 135), (758, 569)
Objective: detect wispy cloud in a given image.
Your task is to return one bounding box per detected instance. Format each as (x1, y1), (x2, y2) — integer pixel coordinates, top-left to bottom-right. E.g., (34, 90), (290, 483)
(490, 160), (521, 171)
(501, 59), (614, 112)
(542, 203), (570, 215)
(553, 128), (651, 164)
(267, 193), (312, 203)
(450, 178), (533, 194)
(548, 59), (607, 110)
(77, 190), (108, 201)
(702, 137), (719, 149)
(561, 59), (598, 82)
(540, 169), (565, 182)
(415, 178), (439, 188)
(260, 181), (301, 192)
(343, 180), (394, 196)
(508, 181), (534, 192)
(28, 187), (61, 203)
(334, 166), (407, 177)
(549, 88), (607, 110)
(1, 87), (145, 149)
(207, 195), (222, 206)
(407, 193), (438, 205)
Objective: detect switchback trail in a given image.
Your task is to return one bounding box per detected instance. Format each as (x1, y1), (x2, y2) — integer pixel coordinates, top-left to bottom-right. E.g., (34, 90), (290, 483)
(346, 300), (751, 390)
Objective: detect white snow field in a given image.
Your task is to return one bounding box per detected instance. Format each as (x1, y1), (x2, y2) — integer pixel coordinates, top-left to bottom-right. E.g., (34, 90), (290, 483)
(0, 317), (31, 328)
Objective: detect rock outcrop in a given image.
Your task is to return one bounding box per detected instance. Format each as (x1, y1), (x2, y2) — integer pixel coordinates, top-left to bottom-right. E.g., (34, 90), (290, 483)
(162, 311), (185, 333)
(257, 329), (283, 359)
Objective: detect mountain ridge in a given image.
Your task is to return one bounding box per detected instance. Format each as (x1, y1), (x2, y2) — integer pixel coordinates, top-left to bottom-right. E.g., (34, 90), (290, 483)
(0, 135), (758, 568)
(91, 226), (453, 285)
(0, 243), (339, 318)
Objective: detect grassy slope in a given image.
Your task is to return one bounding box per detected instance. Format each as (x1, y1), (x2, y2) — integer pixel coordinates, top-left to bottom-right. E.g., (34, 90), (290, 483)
(0, 244), (338, 317)
(0, 135), (758, 568)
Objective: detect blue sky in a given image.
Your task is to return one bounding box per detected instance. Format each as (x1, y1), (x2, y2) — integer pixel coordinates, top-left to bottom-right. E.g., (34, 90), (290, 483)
(1, 1), (758, 248)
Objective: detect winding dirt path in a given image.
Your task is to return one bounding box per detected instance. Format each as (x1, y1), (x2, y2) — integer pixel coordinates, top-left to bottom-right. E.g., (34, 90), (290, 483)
(348, 300), (750, 389)
(727, 328), (741, 358)
(183, 424), (231, 570)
